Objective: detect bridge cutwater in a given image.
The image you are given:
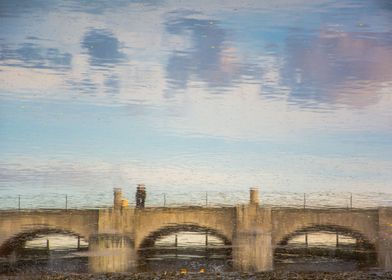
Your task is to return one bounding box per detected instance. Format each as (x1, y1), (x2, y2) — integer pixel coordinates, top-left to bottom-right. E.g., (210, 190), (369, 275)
(0, 188), (391, 272)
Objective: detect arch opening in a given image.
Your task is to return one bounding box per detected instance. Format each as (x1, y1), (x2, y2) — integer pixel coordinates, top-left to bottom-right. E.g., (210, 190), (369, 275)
(138, 224), (232, 273)
(0, 228), (89, 274)
(274, 225), (377, 272)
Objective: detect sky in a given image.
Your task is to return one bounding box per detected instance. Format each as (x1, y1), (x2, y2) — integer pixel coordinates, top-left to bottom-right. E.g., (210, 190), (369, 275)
(0, 0), (391, 207)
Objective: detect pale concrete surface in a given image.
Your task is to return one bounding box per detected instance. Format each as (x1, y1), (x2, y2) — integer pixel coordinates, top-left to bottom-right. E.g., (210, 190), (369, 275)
(0, 205), (391, 272)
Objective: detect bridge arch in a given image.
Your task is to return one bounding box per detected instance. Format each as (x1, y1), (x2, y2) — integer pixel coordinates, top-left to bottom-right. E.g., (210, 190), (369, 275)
(276, 224), (376, 248)
(274, 224), (377, 270)
(271, 209), (379, 247)
(133, 207), (235, 250)
(138, 224), (232, 250)
(137, 223), (233, 272)
(0, 227), (88, 256)
(0, 210), (98, 256)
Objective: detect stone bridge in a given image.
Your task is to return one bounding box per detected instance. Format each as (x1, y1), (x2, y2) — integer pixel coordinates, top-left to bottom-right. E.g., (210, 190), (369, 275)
(0, 189), (391, 272)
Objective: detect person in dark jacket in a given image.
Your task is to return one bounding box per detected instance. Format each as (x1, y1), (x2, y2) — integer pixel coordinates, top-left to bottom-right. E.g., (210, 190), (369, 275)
(136, 184), (146, 208)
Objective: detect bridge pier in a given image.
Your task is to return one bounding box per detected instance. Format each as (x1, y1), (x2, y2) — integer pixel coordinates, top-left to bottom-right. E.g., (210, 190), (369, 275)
(88, 234), (136, 273)
(233, 205), (273, 272)
(378, 208), (392, 270)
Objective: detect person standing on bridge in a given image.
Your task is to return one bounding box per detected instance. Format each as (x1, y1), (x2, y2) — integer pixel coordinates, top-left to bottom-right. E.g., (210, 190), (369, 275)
(136, 184), (146, 208)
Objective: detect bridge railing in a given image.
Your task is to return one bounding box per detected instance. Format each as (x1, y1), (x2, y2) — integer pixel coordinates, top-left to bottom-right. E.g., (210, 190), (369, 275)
(0, 191), (391, 210)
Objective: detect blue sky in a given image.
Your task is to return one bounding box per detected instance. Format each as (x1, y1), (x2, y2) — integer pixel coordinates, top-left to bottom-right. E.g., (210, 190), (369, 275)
(0, 0), (391, 206)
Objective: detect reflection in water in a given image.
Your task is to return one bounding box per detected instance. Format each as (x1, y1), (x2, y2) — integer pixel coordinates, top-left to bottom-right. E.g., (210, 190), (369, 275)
(139, 231), (231, 273)
(165, 13), (256, 92)
(289, 232), (356, 247)
(0, 0), (391, 201)
(283, 28), (392, 108)
(81, 29), (127, 67)
(1, 231), (231, 274)
(1, 42), (72, 71)
(0, 202), (389, 276)
(25, 234), (88, 250)
(0, 187), (389, 275)
(1, 0), (392, 276)
(275, 230), (377, 272)
(1, 234), (89, 274)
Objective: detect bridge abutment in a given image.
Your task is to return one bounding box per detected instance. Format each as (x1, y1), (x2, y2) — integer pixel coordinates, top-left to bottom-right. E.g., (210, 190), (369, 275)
(89, 207), (137, 273)
(233, 205), (273, 272)
(378, 208), (392, 270)
(89, 234), (136, 273)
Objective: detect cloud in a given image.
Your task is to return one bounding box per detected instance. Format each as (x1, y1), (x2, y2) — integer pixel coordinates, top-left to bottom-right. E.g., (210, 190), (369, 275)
(0, 42), (72, 71)
(164, 12), (259, 93)
(282, 28), (392, 108)
(81, 29), (127, 67)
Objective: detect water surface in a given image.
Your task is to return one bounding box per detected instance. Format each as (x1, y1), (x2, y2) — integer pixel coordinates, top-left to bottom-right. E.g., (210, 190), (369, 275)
(0, 0), (391, 207)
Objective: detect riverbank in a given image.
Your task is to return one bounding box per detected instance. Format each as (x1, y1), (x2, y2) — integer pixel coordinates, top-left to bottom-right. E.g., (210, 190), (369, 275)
(2, 271), (392, 280)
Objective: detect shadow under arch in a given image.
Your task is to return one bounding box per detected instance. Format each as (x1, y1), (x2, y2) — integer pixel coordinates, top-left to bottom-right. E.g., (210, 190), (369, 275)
(138, 224), (232, 272)
(0, 227), (89, 257)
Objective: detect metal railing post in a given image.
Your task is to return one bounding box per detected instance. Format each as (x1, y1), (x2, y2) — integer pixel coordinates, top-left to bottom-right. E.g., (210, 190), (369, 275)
(305, 232), (308, 247)
(350, 193), (353, 209)
(65, 195), (68, 210)
(18, 195), (21, 211)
